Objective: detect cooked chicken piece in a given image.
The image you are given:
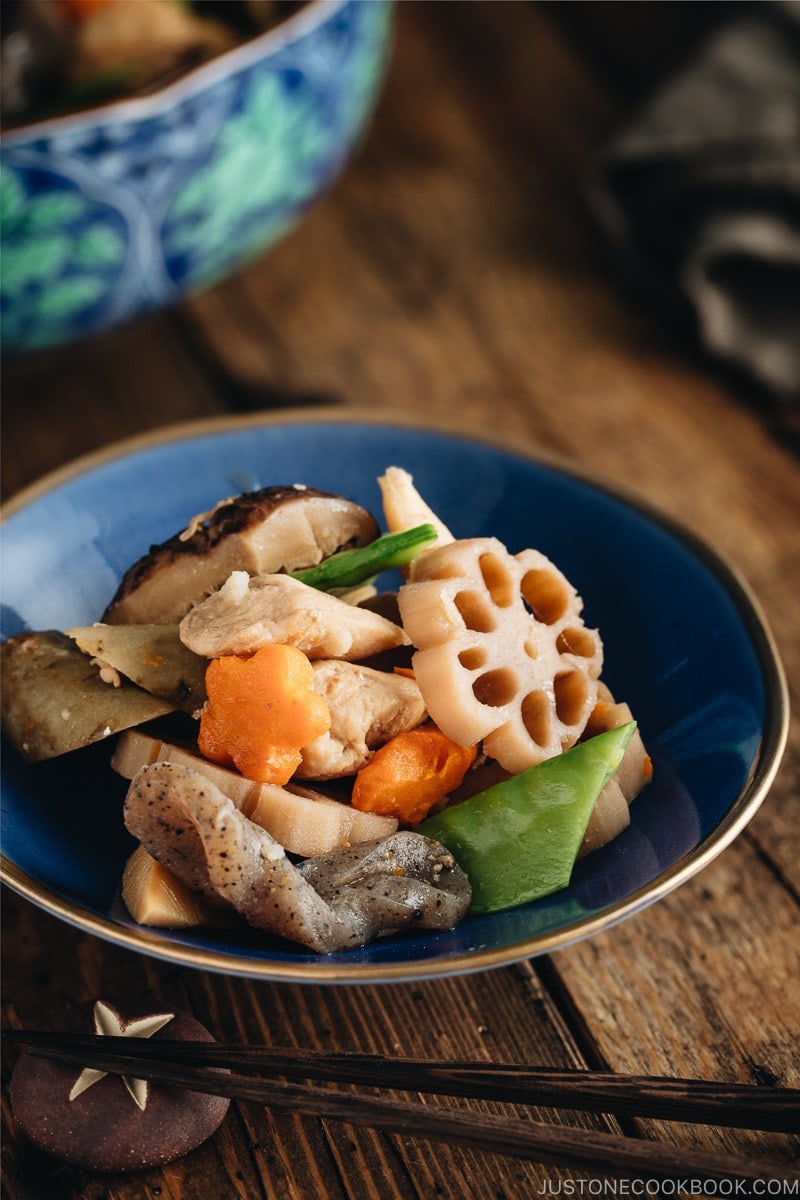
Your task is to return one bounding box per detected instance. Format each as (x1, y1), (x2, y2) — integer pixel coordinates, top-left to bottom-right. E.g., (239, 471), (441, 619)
(179, 572), (408, 660)
(124, 761), (471, 952)
(296, 661), (427, 779)
(104, 486), (379, 625)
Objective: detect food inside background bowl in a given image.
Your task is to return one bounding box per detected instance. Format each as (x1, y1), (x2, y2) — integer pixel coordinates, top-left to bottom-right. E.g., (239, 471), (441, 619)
(0, 0), (393, 354)
(1, 0), (304, 128)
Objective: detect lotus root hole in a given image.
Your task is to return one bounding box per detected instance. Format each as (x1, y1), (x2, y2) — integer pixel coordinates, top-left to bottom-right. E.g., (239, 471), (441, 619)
(521, 568), (569, 624)
(472, 668), (519, 708)
(454, 590), (496, 633)
(459, 646), (489, 671)
(524, 639), (539, 660)
(556, 627), (597, 658)
(520, 690), (552, 746)
(479, 553), (516, 608)
(554, 670), (588, 726)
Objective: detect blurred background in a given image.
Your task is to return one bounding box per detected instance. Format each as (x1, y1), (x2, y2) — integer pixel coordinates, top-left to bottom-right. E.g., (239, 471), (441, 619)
(2, 0), (799, 497)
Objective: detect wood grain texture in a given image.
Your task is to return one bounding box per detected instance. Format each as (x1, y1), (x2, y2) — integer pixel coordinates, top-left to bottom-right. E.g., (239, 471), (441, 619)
(2, 1), (798, 1195)
(1, 897), (625, 1199)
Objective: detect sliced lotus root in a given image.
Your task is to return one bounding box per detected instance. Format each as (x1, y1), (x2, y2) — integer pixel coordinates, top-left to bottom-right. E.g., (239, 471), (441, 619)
(398, 537), (603, 773)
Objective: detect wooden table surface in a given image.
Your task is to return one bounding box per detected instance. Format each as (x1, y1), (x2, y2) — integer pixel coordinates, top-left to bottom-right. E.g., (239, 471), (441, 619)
(2, 4), (798, 1195)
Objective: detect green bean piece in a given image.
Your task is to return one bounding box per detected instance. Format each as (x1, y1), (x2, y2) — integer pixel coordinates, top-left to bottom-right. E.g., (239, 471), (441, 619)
(290, 524), (438, 592)
(419, 723), (637, 913)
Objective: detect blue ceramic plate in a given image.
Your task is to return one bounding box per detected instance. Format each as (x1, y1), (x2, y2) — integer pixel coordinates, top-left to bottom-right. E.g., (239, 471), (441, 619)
(0, 413), (788, 983)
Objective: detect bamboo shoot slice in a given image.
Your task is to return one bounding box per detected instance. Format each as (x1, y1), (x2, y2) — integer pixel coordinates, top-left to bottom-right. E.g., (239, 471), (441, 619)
(68, 623), (207, 713)
(121, 844), (216, 927)
(1, 631), (173, 763)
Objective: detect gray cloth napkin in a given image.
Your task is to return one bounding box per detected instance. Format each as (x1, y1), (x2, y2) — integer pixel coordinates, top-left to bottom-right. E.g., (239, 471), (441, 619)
(591, 0), (800, 404)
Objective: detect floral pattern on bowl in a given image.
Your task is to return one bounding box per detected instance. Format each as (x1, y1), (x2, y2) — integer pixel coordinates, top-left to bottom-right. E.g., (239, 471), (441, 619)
(0, 0), (393, 353)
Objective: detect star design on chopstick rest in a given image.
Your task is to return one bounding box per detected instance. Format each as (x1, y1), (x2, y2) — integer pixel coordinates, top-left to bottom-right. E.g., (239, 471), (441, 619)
(68, 1000), (175, 1112)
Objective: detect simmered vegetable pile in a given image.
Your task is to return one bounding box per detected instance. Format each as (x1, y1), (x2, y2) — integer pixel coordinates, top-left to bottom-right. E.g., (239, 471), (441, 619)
(0, 468), (651, 952)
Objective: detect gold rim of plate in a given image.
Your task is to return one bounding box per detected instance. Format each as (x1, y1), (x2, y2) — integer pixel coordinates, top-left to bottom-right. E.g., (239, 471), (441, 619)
(0, 409), (790, 983)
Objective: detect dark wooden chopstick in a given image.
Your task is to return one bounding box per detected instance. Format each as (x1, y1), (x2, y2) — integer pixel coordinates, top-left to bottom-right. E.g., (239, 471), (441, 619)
(5, 1032), (799, 1183)
(6, 1031), (799, 1133)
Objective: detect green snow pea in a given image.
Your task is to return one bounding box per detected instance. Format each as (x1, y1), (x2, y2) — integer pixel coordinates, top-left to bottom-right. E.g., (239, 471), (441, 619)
(290, 524), (437, 592)
(418, 722), (636, 914)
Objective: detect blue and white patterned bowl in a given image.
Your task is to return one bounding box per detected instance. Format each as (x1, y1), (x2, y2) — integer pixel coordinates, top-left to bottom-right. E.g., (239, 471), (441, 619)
(0, 0), (393, 354)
